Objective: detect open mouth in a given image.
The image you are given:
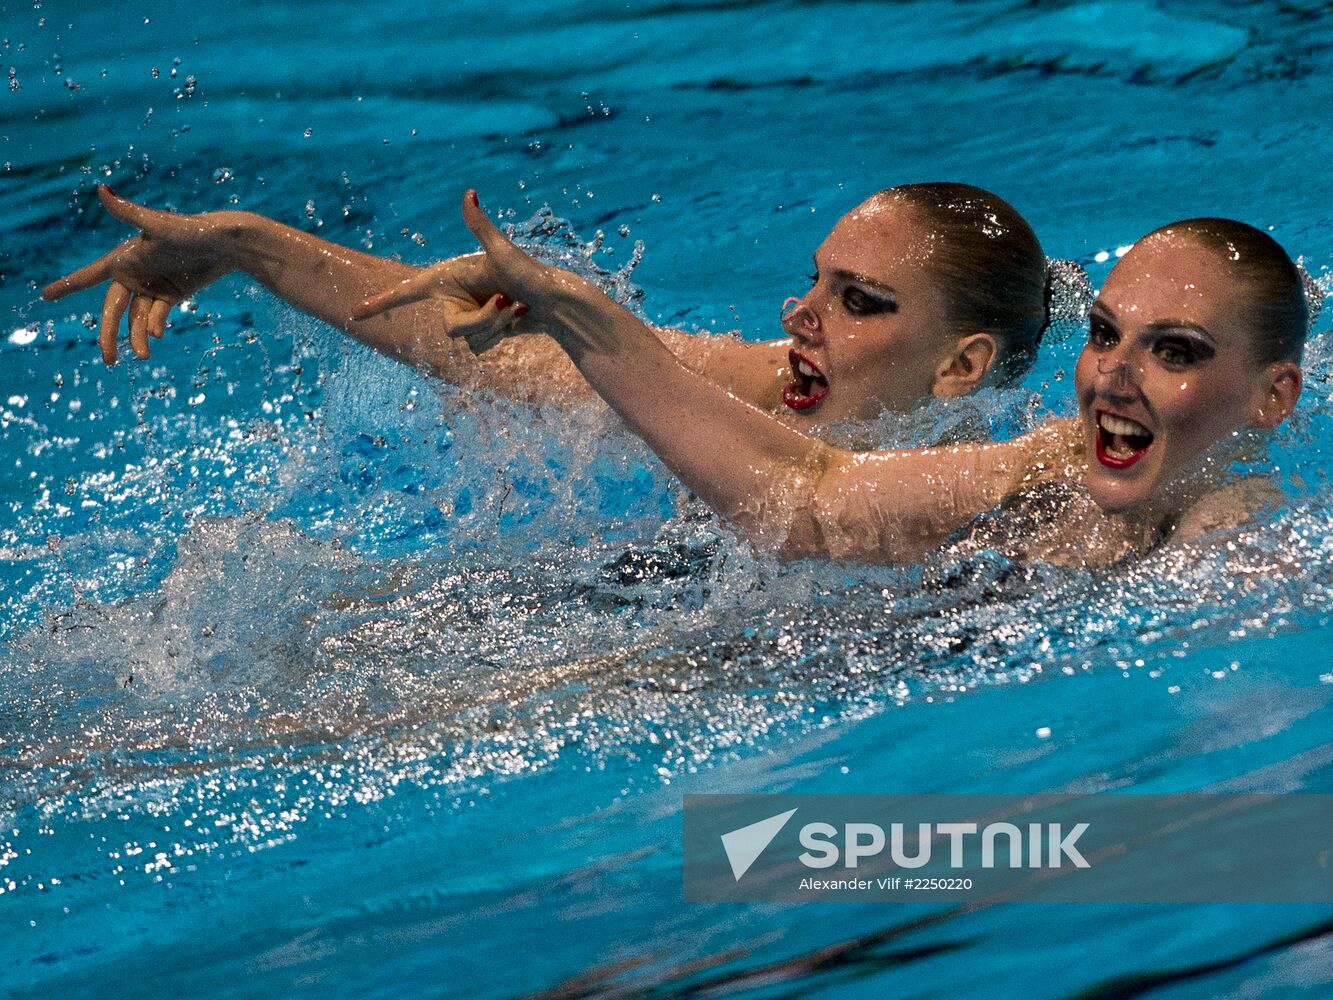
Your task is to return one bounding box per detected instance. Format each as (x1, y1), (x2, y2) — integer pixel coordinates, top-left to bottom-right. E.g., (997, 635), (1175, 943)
(783, 349), (830, 411)
(1095, 410), (1154, 469)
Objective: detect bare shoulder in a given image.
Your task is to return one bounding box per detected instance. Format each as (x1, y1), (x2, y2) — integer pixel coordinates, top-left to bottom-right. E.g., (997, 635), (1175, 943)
(461, 327), (786, 405)
(1006, 416), (1084, 489)
(799, 426), (1065, 564)
(656, 329), (789, 408)
(1170, 478), (1283, 544)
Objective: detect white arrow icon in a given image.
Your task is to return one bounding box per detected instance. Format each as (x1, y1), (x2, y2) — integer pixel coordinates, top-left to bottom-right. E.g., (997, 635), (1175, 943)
(721, 808), (798, 881)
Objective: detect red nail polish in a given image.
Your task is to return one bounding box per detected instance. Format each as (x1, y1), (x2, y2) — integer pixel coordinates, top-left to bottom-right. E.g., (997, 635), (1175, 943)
(468, 191), (479, 207)
(102, 184), (119, 198)
(494, 294), (511, 309)
(513, 304), (530, 318)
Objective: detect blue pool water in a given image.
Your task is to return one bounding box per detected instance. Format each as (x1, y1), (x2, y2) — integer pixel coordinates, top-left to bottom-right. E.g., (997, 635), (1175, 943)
(5, 1), (1333, 996)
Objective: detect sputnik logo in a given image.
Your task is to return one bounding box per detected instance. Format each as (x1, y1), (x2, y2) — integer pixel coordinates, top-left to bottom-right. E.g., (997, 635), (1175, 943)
(720, 808), (798, 881)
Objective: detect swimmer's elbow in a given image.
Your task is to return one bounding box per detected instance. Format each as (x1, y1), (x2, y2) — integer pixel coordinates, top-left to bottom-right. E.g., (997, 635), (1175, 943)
(797, 448), (967, 563)
(714, 442), (833, 559)
(775, 446), (914, 563)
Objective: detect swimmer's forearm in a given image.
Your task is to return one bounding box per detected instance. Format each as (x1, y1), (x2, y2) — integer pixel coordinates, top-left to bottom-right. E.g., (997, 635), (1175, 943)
(221, 216), (753, 402)
(545, 283), (834, 538)
(227, 215), (489, 377)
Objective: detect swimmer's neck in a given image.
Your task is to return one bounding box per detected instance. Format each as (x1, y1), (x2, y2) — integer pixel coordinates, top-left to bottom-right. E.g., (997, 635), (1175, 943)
(1103, 448), (1265, 547)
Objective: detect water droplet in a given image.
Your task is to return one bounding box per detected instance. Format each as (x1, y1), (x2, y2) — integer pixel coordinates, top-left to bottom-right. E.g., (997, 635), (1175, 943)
(212, 167), (233, 184)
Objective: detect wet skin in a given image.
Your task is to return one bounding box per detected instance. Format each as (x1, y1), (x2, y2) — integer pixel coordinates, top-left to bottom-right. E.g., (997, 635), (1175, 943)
(780, 197), (975, 424)
(1073, 233), (1301, 515)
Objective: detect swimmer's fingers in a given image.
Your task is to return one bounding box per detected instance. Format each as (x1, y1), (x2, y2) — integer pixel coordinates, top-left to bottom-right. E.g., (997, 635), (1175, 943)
(97, 184), (193, 241)
(147, 298), (171, 339)
(42, 186), (191, 302)
(448, 294), (527, 346)
(42, 246), (119, 301)
(459, 190), (545, 287)
(98, 281), (132, 366)
(352, 267), (447, 320)
(458, 300), (530, 355)
(128, 295), (152, 360)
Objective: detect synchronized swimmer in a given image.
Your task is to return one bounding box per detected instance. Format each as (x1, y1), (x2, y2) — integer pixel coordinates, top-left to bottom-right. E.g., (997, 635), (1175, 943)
(42, 183), (1316, 566)
(358, 192), (1312, 564)
(43, 183), (1058, 421)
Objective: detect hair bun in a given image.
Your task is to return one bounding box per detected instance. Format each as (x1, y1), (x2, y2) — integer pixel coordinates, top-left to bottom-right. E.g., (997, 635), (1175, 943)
(1297, 259), (1325, 334)
(1038, 258), (1095, 345)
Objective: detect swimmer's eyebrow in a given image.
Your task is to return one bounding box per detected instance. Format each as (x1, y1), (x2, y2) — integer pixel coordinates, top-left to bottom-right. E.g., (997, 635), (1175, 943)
(812, 254), (898, 297)
(1144, 319), (1216, 343)
(1088, 301), (1126, 329)
(1091, 301), (1214, 342)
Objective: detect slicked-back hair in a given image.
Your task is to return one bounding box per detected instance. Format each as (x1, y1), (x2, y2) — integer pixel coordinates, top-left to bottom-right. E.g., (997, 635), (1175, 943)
(1145, 218), (1308, 364)
(887, 182), (1048, 383)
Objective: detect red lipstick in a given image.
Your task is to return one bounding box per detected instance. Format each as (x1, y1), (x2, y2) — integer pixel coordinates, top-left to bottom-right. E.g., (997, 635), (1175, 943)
(783, 349), (830, 411)
(1094, 410), (1153, 470)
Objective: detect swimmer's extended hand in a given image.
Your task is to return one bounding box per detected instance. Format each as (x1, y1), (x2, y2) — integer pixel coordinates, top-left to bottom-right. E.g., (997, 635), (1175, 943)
(351, 254), (531, 354)
(42, 186), (244, 365)
(354, 191), (602, 357)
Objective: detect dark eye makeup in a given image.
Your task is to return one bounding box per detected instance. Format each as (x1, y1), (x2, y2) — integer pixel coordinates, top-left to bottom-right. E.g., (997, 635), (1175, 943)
(1087, 311), (1216, 368)
(1088, 315), (1118, 348)
(1153, 334), (1214, 367)
(809, 264), (898, 316)
(841, 285), (897, 315)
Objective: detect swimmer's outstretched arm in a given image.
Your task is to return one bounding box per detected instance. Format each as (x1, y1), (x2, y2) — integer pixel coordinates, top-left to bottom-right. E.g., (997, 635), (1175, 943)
(42, 187), (784, 404)
(41, 186), (583, 391)
(418, 192), (1059, 562)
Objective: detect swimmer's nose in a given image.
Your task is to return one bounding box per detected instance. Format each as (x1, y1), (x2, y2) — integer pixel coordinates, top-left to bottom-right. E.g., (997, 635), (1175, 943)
(781, 295), (822, 343)
(1094, 353), (1139, 398)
